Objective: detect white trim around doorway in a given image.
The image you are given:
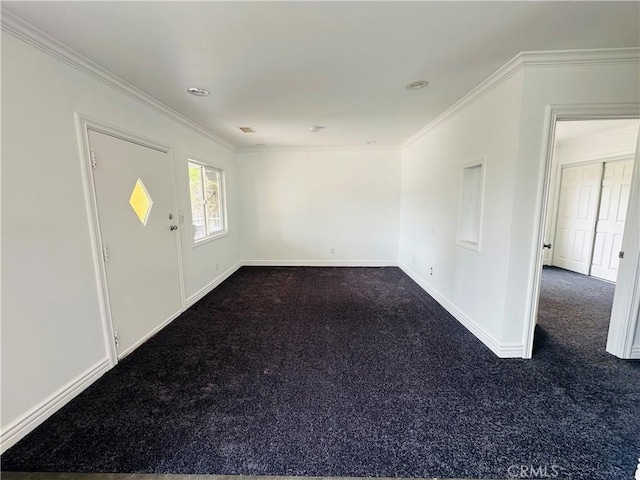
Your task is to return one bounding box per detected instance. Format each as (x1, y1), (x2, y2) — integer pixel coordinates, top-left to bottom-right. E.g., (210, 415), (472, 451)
(74, 113), (186, 366)
(523, 103), (640, 359)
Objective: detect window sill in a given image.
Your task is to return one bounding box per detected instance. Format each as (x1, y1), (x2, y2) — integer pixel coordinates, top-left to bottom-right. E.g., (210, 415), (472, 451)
(456, 239), (481, 252)
(192, 230), (229, 248)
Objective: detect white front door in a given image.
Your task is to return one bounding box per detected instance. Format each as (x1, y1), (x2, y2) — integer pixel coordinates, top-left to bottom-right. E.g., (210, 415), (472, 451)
(552, 162), (603, 274)
(89, 130), (182, 357)
(590, 159), (635, 282)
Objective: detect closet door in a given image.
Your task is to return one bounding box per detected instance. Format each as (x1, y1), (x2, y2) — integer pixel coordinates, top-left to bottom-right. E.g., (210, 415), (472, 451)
(591, 159), (634, 282)
(552, 162), (603, 274)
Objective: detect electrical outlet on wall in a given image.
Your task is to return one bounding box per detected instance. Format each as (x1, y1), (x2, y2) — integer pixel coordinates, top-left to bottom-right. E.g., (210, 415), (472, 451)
(330, 248), (335, 255)
(430, 267), (433, 276)
(215, 263), (219, 271)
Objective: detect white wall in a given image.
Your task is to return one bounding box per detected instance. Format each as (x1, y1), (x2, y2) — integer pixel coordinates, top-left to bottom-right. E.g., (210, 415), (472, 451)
(543, 124), (639, 265)
(503, 62), (640, 346)
(554, 124), (639, 164)
(238, 149), (401, 265)
(1, 31), (241, 448)
(398, 72), (525, 355)
(399, 59), (639, 357)
(3, 22), (639, 455)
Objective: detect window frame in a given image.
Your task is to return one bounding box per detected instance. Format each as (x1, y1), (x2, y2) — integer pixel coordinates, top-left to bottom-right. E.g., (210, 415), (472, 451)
(187, 159), (228, 246)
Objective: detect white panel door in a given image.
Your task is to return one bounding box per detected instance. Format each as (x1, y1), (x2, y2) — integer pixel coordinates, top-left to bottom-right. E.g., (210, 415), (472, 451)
(591, 159), (635, 282)
(89, 130), (182, 357)
(552, 162), (603, 274)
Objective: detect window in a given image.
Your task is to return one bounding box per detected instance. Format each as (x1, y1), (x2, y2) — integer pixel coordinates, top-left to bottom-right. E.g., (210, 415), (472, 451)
(457, 158), (485, 251)
(188, 161), (226, 243)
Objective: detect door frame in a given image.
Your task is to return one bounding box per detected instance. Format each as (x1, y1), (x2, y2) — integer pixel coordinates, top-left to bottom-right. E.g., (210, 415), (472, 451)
(74, 114), (186, 367)
(524, 103), (640, 359)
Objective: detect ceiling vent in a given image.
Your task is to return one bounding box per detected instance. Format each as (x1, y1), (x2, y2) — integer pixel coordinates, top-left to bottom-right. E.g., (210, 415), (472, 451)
(406, 80), (429, 90)
(238, 127), (256, 133)
(187, 87), (210, 96)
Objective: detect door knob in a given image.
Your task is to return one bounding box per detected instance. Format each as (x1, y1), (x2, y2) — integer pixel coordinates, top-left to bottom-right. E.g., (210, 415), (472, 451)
(543, 243), (552, 249)
(170, 225), (178, 231)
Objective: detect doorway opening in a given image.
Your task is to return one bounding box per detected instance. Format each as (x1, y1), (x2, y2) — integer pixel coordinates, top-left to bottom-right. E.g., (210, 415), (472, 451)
(532, 117), (639, 358)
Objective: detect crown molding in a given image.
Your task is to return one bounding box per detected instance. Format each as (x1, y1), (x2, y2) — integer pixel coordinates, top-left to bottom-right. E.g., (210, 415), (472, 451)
(401, 52), (524, 148)
(401, 48), (640, 149)
(1, 9), (237, 151)
(519, 47), (640, 67)
(4, 9), (638, 155)
(236, 145), (401, 154)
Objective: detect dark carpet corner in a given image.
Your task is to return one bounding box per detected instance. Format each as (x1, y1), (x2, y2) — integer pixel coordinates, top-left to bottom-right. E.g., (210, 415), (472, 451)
(2, 266), (638, 479)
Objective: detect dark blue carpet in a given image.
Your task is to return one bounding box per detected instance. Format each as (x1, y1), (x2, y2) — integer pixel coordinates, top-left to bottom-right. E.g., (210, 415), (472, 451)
(2, 266), (639, 479)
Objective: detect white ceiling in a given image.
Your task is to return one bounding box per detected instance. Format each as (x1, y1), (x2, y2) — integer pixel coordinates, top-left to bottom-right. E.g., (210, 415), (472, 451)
(3, 1), (639, 149)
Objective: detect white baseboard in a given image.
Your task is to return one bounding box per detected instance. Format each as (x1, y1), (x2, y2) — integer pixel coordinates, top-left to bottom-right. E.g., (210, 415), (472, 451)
(120, 263), (243, 358)
(0, 263), (244, 453)
(499, 343), (527, 357)
(185, 261), (243, 308)
(1, 358), (110, 454)
(120, 262), (244, 359)
(399, 263), (525, 358)
(117, 308), (183, 359)
(631, 346), (640, 359)
(242, 260), (398, 267)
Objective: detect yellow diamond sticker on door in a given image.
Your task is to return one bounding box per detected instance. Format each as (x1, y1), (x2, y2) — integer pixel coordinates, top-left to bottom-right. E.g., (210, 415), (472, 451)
(129, 178), (153, 226)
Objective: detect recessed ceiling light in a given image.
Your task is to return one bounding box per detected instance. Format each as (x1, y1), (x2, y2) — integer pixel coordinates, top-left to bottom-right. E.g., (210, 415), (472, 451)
(310, 126), (326, 132)
(366, 141), (376, 145)
(187, 87), (210, 96)
(406, 80), (429, 90)
(238, 127), (256, 133)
